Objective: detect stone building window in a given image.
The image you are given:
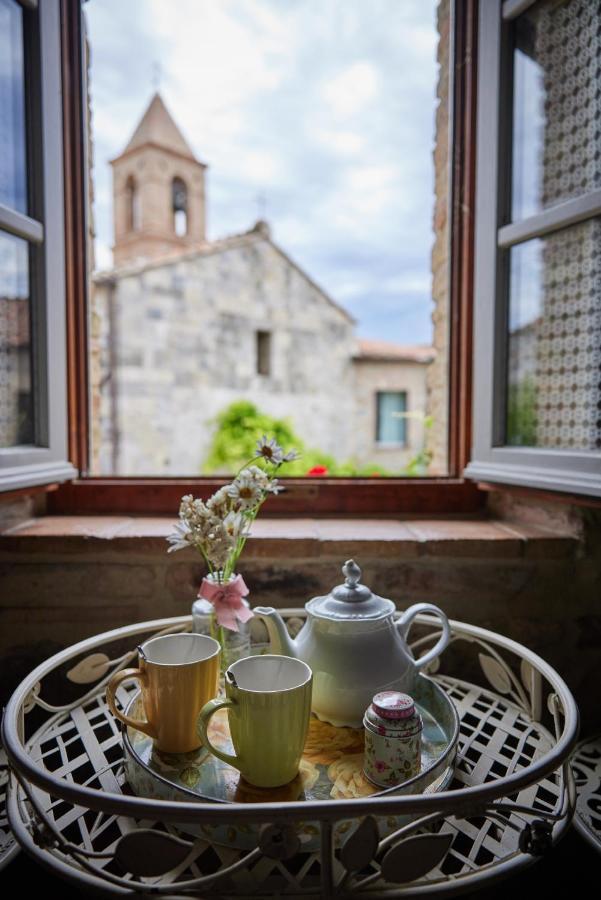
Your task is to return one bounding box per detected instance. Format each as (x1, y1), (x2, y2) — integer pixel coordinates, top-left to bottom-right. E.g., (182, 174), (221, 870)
(376, 392), (407, 446)
(256, 331), (271, 376)
(125, 176), (139, 232)
(172, 177), (188, 236)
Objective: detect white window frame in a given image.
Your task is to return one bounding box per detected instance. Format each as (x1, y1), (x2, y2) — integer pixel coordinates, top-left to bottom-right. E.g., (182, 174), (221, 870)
(465, 0), (601, 498)
(0, 0), (77, 492)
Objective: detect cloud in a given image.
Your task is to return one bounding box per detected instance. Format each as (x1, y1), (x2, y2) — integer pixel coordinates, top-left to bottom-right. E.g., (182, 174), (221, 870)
(86, 0), (440, 345)
(310, 128), (366, 157)
(322, 62), (379, 119)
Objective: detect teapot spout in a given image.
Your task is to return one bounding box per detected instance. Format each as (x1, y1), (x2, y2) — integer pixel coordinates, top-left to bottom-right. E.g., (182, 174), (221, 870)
(254, 607), (298, 657)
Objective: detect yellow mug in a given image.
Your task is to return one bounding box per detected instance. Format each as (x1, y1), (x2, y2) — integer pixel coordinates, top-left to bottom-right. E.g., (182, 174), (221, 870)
(106, 632), (220, 753)
(198, 654), (313, 787)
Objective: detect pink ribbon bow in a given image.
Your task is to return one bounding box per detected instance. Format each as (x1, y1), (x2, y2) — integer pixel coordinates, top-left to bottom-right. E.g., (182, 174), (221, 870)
(199, 575), (253, 632)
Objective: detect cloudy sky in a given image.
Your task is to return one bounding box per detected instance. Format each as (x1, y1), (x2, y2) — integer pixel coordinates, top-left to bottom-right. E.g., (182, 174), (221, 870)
(86, 0), (440, 345)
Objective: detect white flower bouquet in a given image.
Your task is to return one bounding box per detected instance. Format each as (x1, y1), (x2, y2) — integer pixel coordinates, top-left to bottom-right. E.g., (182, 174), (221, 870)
(167, 436), (300, 640)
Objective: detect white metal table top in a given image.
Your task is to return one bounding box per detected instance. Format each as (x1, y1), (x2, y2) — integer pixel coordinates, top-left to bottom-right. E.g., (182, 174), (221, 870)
(2, 612), (580, 897)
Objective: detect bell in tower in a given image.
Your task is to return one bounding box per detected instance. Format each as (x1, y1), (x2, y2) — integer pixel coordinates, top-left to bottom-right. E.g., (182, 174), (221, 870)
(110, 93), (207, 266)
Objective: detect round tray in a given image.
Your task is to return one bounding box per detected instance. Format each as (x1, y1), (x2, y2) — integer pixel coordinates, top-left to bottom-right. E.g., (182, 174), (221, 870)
(122, 673), (459, 850)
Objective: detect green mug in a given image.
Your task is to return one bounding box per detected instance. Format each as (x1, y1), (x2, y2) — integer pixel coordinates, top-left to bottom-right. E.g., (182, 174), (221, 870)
(198, 654), (313, 788)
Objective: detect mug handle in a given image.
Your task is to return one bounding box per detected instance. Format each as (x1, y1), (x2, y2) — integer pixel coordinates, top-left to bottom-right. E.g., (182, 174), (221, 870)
(397, 603), (451, 671)
(106, 668), (157, 739)
(197, 698), (240, 769)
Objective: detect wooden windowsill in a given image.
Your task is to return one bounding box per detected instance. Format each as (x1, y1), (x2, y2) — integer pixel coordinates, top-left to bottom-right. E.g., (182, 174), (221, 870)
(0, 515), (579, 560)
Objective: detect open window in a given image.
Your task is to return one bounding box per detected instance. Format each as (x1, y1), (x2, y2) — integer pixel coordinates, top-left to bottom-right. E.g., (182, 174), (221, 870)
(466, 0), (601, 498)
(2, 0), (485, 516)
(0, 0), (76, 492)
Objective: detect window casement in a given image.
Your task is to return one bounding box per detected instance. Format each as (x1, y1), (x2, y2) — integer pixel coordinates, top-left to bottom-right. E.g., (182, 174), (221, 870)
(465, 0), (601, 499)
(0, 0), (76, 493)
(376, 391), (407, 447)
(10, 0), (486, 515)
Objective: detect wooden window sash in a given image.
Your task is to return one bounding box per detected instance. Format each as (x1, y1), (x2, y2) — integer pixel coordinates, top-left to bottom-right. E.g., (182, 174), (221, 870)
(53, 0), (484, 517)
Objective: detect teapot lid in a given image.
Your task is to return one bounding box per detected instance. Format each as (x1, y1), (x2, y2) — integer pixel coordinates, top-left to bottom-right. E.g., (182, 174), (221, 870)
(306, 560), (395, 620)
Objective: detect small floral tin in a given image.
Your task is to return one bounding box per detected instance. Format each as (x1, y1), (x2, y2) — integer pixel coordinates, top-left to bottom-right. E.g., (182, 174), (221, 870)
(363, 691), (423, 787)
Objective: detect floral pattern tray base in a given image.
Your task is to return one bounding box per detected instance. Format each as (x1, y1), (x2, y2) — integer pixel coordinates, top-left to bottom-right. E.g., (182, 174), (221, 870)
(123, 674), (459, 850)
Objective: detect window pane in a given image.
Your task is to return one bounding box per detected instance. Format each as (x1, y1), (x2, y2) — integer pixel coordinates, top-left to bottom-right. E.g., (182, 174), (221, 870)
(0, 230), (33, 447)
(0, 0), (28, 214)
(505, 219), (601, 450)
(376, 392), (406, 445)
(511, 0), (601, 223)
(86, 0), (450, 477)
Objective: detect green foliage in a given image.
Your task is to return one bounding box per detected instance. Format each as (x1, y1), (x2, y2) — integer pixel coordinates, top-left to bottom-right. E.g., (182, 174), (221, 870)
(507, 377), (538, 446)
(202, 399), (432, 477)
(202, 400), (299, 473)
(402, 414), (433, 476)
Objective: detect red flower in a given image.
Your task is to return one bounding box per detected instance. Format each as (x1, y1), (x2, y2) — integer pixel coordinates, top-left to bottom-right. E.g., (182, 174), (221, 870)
(307, 465), (329, 476)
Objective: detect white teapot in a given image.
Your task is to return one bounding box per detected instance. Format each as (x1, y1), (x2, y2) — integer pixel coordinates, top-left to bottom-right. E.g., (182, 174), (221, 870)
(255, 560), (450, 727)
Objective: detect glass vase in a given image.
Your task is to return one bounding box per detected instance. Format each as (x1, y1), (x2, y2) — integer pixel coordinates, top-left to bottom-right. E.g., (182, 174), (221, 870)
(191, 573), (252, 670)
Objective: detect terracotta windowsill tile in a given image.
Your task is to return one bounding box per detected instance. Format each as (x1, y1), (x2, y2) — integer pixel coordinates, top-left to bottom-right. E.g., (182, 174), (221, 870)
(2, 515), (132, 540)
(0, 515), (579, 560)
(403, 519), (523, 558)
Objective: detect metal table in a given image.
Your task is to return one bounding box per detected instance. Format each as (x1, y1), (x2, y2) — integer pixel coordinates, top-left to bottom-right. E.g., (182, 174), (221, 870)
(2, 612), (579, 897)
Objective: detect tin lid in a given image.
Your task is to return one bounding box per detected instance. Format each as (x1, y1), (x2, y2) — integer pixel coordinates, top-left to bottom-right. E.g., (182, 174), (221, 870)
(306, 560), (395, 621)
(364, 699), (422, 738)
(373, 691), (415, 720)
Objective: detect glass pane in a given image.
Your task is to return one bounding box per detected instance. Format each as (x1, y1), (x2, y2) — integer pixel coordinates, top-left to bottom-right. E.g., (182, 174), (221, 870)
(505, 219), (601, 450)
(511, 0), (601, 223)
(86, 0), (449, 477)
(377, 392), (407, 444)
(0, 0), (28, 213)
(0, 230), (33, 447)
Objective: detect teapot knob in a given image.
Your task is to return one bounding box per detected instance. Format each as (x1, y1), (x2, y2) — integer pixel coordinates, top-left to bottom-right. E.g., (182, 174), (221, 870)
(343, 559), (362, 586)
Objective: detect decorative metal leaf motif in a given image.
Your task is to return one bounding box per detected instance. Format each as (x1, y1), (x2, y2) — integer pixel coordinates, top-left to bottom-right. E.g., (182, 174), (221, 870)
(340, 815), (379, 872)
(381, 832), (453, 884)
(114, 829), (192, 876)
(478, 653), (512, 695)
(67, 653), (111, 684)
(520, 658), (542, 719)
(520, 658), (533, 691)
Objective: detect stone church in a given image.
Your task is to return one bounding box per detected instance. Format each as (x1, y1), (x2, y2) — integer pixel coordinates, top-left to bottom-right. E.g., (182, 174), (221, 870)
(93, 94), (433, 475)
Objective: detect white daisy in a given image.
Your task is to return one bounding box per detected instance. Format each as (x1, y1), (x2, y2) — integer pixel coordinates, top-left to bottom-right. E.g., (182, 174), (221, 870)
(255, 435), (284, 465)
(166, 520), (194, 553)
(228, 471), (263, 508)
(245, 465), (271, 489)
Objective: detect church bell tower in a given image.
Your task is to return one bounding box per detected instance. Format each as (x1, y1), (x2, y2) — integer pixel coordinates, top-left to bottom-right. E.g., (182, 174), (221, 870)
(110, 93), (207, 266)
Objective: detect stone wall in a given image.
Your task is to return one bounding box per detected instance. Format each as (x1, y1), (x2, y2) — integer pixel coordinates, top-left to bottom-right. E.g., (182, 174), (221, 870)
(352, 358), (430, 470)
(94, 234), (356, 474)
(426, 0), (450, 474)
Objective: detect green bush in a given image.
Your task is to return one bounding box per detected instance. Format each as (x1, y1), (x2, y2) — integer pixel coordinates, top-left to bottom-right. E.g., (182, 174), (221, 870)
(202, 399), (431, 477)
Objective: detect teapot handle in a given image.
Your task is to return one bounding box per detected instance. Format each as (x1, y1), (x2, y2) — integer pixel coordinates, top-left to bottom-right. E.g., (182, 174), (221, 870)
(397, 603), (451, 671)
